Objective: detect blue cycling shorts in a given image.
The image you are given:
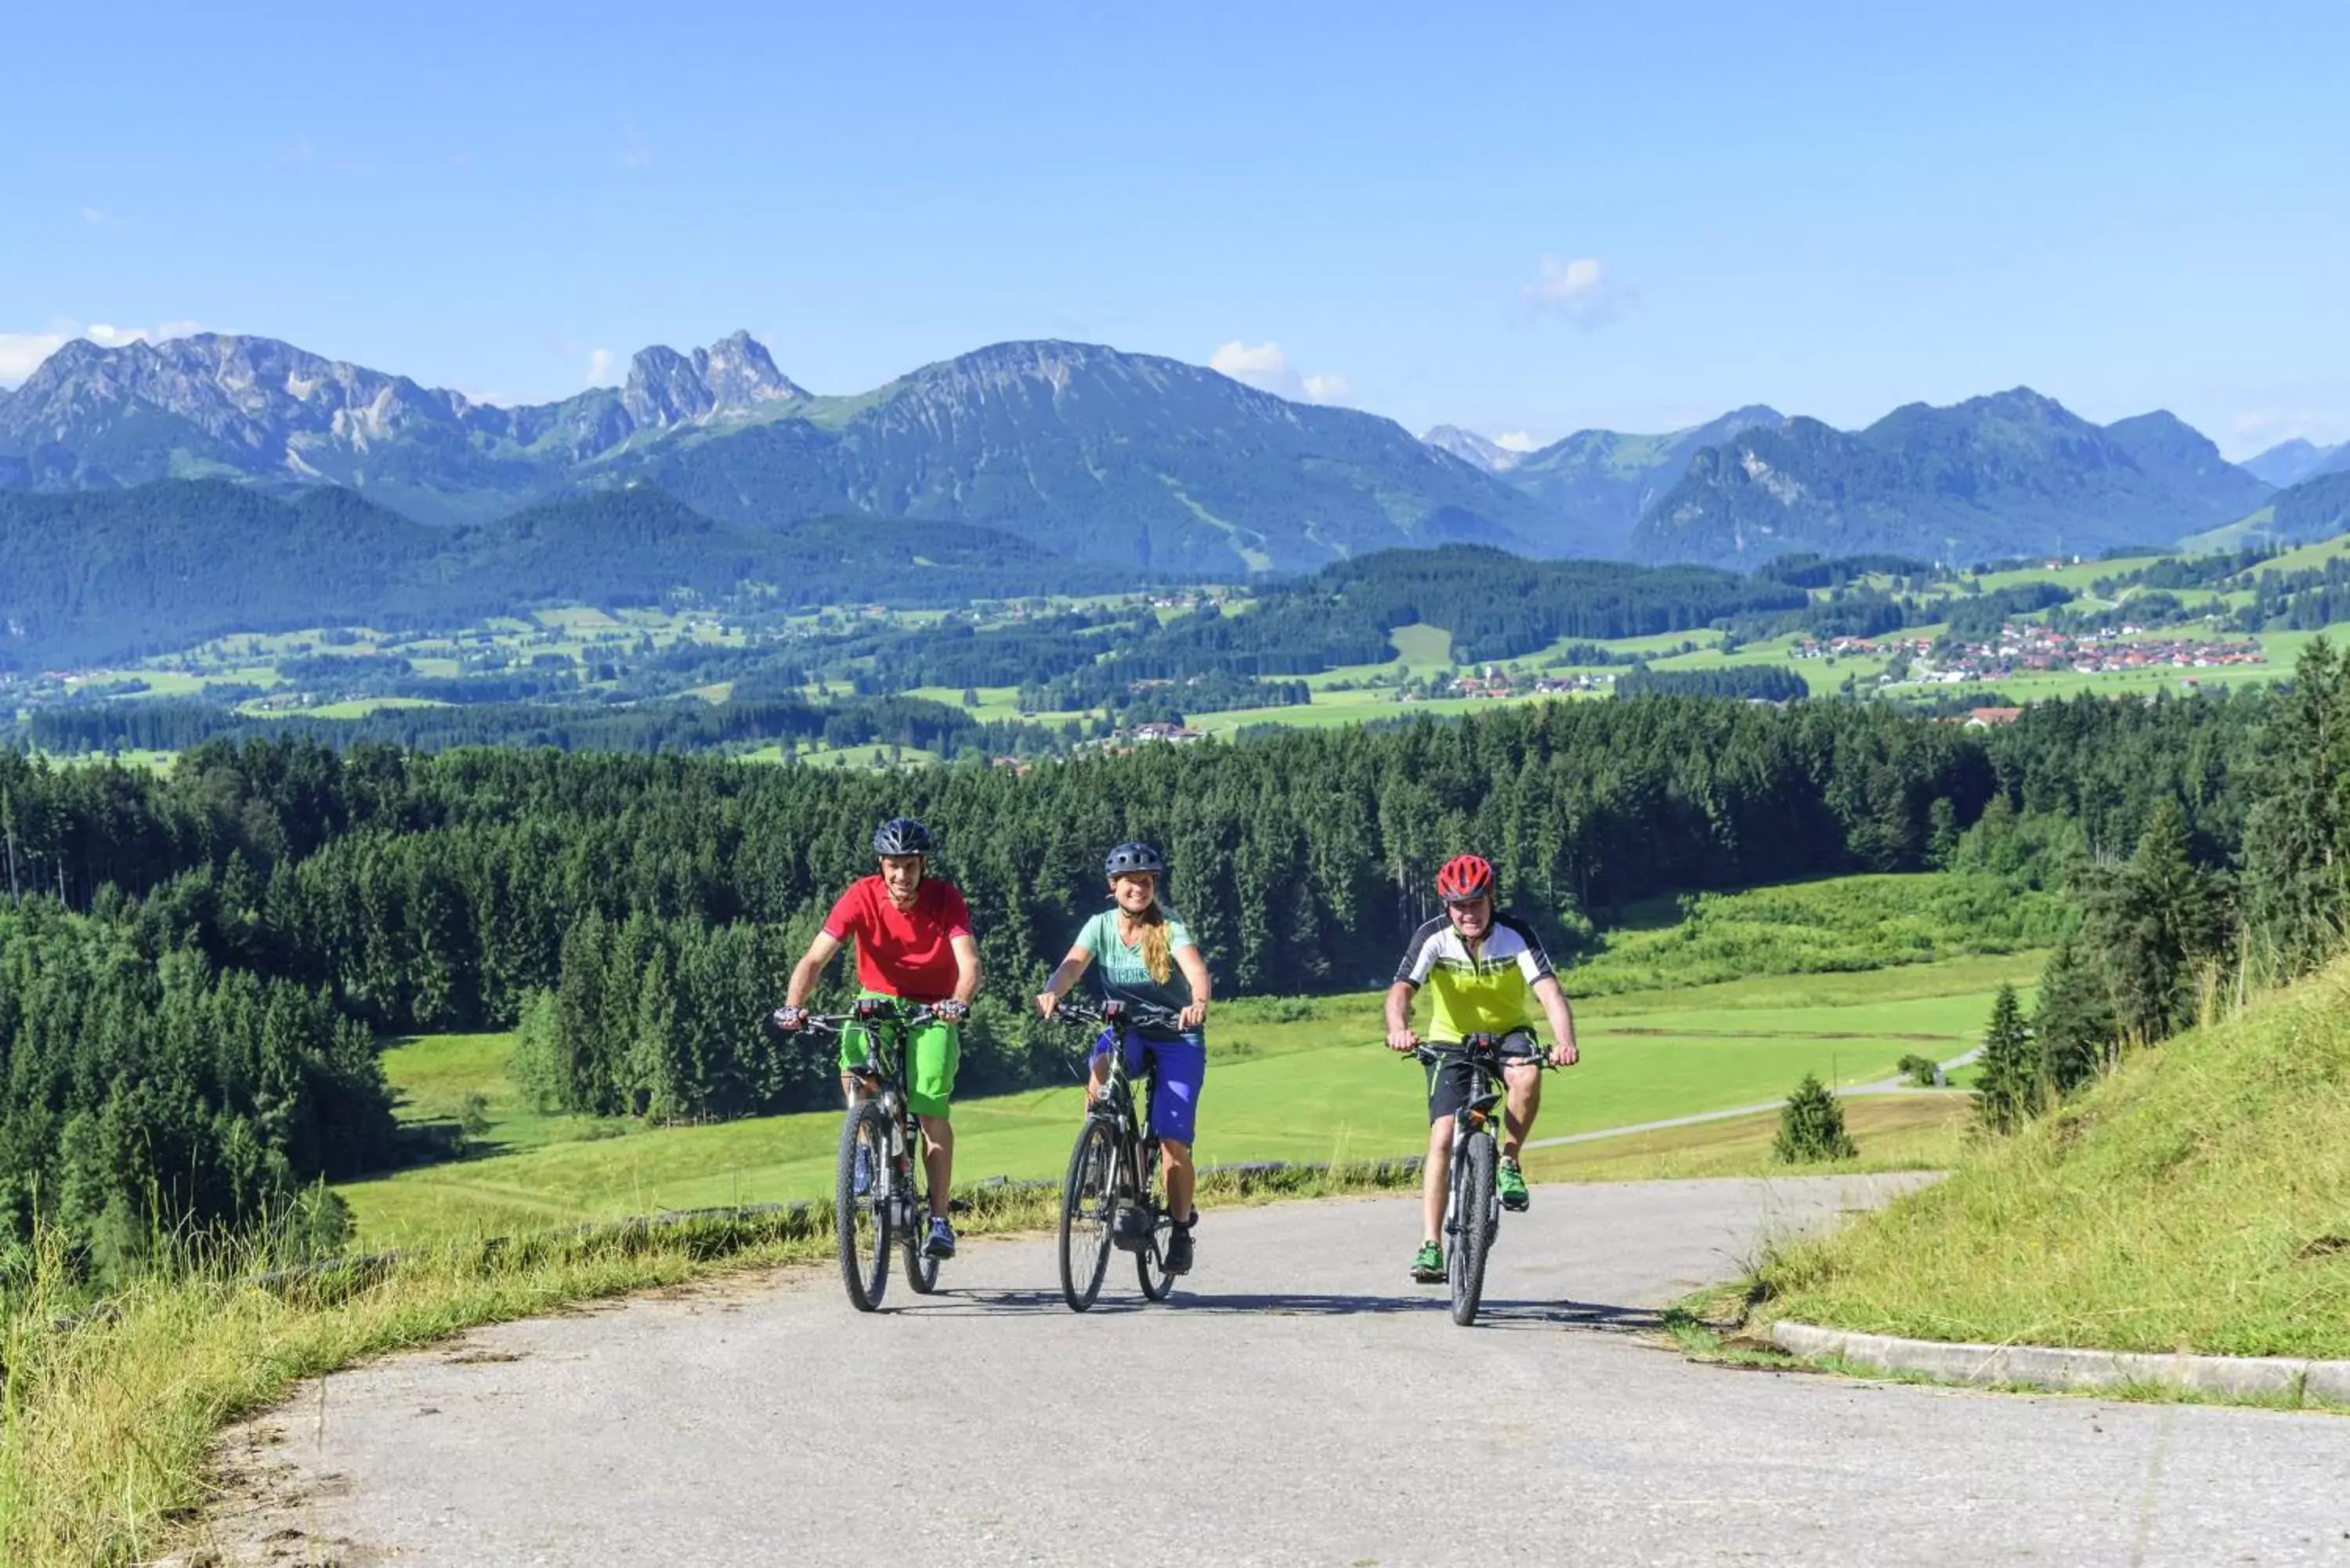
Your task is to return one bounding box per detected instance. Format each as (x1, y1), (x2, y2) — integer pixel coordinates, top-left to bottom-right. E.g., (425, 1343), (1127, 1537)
(1090, 1028), (1207, 1147)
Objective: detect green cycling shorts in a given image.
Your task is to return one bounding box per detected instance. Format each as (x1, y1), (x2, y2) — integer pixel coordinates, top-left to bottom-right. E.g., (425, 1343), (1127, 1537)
(837, 990), (960, 1121)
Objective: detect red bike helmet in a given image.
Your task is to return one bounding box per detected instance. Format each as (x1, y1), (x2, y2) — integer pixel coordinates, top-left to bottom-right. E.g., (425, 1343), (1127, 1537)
(1435, 854), (1495, 904)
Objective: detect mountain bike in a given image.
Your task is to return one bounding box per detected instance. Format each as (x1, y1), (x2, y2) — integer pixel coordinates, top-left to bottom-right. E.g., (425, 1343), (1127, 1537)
(1409, 1035), (1553, 1326)
(787, 998), (945, 1313)
(1049, 995), (1187, 1312)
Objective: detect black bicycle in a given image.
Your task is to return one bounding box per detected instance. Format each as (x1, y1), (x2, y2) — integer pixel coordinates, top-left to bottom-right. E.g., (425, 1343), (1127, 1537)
(1049, 995), (1186, 1312)
(1408, 1035), (1553, 1326)
(786, 999), (945, 1313)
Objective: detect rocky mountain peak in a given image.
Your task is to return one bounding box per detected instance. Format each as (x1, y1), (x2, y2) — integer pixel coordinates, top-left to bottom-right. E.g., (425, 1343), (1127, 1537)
(1423, 426), (1523, 474)
(621, 331), (805, 428)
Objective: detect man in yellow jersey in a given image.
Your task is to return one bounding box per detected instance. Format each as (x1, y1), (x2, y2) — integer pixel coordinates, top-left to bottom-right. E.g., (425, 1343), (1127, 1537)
(1384, 853), (1579, 1282)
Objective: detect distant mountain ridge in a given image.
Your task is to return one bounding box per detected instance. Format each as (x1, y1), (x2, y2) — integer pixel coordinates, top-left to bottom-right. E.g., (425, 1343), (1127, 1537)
(1493, 405), (1788, 557)
(0, 333), (1562, 572)
(0, 329), (2288, 574)
(1629, 389), (2272, 565)
(2243, 437), (2350, 489)
(1421, 425), (1524, 473)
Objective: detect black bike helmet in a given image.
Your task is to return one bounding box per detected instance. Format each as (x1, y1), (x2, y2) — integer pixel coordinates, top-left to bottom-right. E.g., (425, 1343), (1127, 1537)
(873, 816), (934, 857)
(1103, 840), (1168, 878)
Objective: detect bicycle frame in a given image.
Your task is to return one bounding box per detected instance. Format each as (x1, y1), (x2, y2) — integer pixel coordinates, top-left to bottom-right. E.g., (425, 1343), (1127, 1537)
(808, 999), (938, 1234)
(1065, 997), (1178, 1250)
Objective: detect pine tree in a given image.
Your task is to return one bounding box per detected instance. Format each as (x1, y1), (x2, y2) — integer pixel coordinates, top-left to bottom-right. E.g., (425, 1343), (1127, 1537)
(1972, 982), (2041, 1133)
(1774, 1071), (1859, 1163)
(2032, 941), (2114, 1094)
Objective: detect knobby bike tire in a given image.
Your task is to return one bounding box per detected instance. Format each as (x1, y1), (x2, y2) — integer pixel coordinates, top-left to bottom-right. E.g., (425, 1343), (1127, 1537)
(901, 1114), (942, 1295)
(1136, 1138), (1176, 1302)
(837, 1100), (895, 1313)
(1451, 1129), (1496, 1326)
(1058, 1116), (1117, 1312)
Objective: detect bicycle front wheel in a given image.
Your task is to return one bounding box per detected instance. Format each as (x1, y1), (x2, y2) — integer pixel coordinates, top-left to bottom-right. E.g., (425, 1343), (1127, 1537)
(1058, 1118), (1116, 1312)
(1450, 1130), (1495, 1327)
(837, 1100), (894, 1313)
(1135, 1140), (1176, 1302)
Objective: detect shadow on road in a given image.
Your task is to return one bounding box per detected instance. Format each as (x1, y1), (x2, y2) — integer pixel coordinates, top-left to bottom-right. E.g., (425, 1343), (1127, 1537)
(894, 1286), (1664, 1331)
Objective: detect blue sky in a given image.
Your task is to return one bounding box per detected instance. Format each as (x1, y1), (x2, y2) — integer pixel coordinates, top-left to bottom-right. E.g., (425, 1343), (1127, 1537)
(4, 1), (2345, 457)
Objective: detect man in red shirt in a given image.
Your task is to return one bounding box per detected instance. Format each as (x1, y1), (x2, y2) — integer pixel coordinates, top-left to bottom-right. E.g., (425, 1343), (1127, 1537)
(776, 817), (982, 1259)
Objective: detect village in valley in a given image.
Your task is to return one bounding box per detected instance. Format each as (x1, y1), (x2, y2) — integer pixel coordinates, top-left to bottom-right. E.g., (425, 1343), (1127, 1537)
(1799, 621), (2267, 687)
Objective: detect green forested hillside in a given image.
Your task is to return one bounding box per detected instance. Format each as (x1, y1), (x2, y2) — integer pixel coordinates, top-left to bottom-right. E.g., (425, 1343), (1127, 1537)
(0, 482), (1137, 667)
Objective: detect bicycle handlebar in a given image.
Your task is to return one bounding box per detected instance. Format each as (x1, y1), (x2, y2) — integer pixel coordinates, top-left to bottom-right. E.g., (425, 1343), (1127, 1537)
(1047, 995), (1187, 1034)
(770, 1000), (944, 1038)
(1401, 1038), (1561, 1069)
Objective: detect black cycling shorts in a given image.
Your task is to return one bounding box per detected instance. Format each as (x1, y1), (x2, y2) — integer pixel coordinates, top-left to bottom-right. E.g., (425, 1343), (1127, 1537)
(1424, 1030), (1539, 1124)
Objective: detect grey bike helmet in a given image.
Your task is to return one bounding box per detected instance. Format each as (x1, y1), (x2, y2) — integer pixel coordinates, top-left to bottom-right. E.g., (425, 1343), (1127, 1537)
(1103, 840), (1168, 878)
(873, 816), (934, 857)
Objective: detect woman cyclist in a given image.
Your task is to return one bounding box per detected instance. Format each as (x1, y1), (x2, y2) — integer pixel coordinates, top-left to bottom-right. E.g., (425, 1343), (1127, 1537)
(1036, 841), (1213, 1274)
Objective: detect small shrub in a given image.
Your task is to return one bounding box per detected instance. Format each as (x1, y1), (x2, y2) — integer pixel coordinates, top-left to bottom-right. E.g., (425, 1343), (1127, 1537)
(1896, 1053), (1942, 1088)
(1774, 1072), (1859, 1163)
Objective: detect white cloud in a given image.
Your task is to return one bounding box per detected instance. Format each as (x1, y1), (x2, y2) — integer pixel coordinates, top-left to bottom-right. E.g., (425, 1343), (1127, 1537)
(586, 348), (618, 387)
(1208, 340), (1351, 405)
(78, 206), (114, 226)
(1494, 431), (1540, 453)
(1523, 255), (1626, 325)
(0, 318), (204, 385)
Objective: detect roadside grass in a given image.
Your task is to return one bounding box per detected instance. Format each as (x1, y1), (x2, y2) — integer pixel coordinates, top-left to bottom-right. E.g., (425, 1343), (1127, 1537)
(1759, 956), (2350, 1360)
(341, 952), (2033, 1246)
(0, 1161), (1417, 1568)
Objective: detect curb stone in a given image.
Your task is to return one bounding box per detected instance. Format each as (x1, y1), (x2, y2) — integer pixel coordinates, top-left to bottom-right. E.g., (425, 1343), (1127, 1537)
(1772, 1320), (2350, 1405)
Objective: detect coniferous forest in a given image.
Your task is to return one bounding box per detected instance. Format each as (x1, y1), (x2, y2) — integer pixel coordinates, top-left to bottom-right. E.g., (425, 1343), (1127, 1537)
(3, 659), (2346, 1276)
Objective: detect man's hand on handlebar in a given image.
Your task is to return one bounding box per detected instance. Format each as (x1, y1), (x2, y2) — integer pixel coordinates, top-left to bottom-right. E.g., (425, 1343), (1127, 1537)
(933, 998), (970, 1024)
(772, 1005), (809, 1032)
(1036, 990), (1061, 1019)
(1386, 1027), (1421, 1054)
(1549, 1040), (1579, 1068)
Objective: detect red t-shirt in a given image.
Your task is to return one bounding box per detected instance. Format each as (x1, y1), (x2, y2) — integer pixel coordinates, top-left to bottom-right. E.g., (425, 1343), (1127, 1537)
(822, 876), (973, 1001)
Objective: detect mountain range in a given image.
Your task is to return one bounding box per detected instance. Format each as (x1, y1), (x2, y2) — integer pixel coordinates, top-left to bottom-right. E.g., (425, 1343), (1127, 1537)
(0, 329), (2320, 581)
(1625, 392), (2273, 565)
(2243, 437), (2350, 490)
(0, 333), (1558, 572)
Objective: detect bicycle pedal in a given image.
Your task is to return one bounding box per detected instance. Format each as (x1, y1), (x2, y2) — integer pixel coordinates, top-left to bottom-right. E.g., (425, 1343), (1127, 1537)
(948, 1198), (971, 1214)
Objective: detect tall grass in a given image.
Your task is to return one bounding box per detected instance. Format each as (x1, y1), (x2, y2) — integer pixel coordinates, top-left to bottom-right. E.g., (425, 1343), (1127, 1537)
(0, 1161), (1415, 1567)
(1761, 959), (2350, 1358)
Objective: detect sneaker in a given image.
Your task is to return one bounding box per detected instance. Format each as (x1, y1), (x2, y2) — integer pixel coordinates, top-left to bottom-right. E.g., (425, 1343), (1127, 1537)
(851, 1143), (873, 1198)
(1498, 1158), (1530, 1212)
(1410, 1241), (1444, 1283)
(1165, 1221), (1195, 1276)
(924, 1216), (957, 1259)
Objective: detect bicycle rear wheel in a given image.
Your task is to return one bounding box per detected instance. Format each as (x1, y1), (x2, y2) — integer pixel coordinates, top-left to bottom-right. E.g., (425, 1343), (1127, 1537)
(836, 1100), (894, 1313)
(1450, 1130), (1495, 1326)
(1058, 1118), (1117, 1312)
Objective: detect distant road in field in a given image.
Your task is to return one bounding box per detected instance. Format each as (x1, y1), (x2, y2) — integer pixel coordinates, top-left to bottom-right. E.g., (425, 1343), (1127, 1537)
(1524, 1051), (1982, 1151)
(208, 1176), (2348, 1567)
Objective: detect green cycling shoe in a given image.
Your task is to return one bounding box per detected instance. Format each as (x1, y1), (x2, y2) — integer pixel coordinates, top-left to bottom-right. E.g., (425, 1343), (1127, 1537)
(1497, 1157), (1530, 1212)
(1410, 1241), (1445, 1283)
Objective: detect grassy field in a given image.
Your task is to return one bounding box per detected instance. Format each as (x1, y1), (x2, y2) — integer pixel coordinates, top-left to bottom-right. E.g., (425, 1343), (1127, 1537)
(339, 948), (2035, 1246)
(1761, 955), (2350, 1360)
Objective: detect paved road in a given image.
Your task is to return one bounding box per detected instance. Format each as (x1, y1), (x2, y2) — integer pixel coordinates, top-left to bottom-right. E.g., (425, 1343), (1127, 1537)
(208, 1176), (2349, 1567)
